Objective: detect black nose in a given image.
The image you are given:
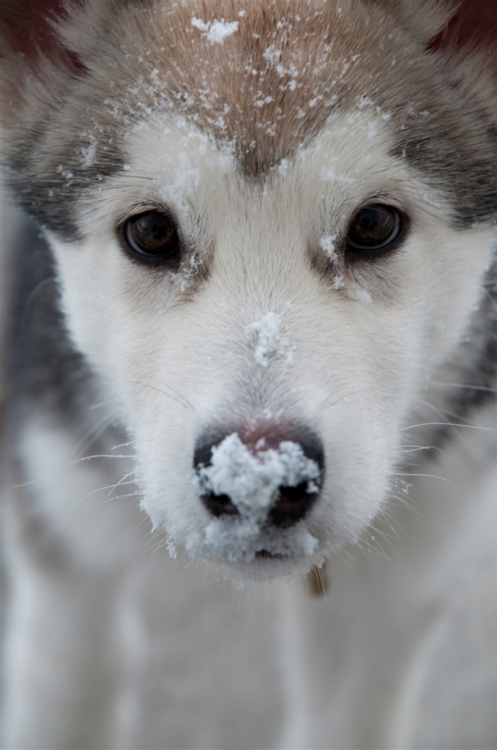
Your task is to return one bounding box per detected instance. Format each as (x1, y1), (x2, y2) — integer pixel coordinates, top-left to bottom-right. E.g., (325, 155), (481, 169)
(268, 479), (319, 528)
(193, 427), (324, 528)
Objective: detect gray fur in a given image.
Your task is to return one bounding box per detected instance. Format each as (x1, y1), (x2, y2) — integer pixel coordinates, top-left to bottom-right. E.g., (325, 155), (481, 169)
(421, 259), (497, 453)
(6, 219), (98, 426)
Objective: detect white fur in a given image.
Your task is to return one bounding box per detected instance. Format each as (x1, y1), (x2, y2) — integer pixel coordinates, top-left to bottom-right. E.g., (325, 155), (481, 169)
(3, 43), (497, 750)
(49, 110), (495, 578)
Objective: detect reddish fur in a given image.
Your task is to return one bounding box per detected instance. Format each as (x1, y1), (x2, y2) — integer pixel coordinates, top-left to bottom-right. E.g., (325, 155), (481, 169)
(431, 0), (497, 74)
(0, 0), (84, 68)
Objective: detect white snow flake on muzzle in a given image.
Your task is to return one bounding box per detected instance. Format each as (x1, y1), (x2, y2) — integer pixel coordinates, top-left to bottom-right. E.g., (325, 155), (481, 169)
(245, 312), (295, 367)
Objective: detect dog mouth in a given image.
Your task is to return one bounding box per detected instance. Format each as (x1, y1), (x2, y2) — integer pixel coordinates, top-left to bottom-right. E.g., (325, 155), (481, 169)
(185, 513), (320, 570)
(255, 549), (283, 559)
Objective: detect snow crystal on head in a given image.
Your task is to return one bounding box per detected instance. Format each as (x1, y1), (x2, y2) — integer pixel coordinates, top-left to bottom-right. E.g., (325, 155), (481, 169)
(191, 17), (239, 45)
(81, 137), (97, 169)
(189, 434), (321, 567)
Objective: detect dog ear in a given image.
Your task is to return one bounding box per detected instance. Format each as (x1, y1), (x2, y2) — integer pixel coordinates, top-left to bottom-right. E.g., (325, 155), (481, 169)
(430, 1), (497, 76)
(0, 0), (89, 135)
(0, 0), (85, 69)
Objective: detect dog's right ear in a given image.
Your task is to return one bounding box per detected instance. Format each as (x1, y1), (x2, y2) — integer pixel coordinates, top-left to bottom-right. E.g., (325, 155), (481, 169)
(430, 0), (497, 78)
(0, 0), (89, 135)
(0, 0), (86, 68)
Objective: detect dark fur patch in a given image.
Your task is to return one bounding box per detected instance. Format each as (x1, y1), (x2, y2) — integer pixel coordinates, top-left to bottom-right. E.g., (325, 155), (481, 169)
(415, 259), (497, 455)
(445, 264), (497, 417)
(6, 218), (98, 421)
(392, 100), (497, 228)
(5, 121), (126, 242)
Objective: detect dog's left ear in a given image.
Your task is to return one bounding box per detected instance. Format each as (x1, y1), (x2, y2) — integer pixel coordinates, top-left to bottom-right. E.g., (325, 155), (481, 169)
(0, 0), (85, 68)
(0, 0), (90, 136)
(430, 0), (497, 77)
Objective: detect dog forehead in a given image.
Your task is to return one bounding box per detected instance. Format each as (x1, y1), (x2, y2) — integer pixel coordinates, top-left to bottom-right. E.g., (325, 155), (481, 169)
(130, 0), (409, 177)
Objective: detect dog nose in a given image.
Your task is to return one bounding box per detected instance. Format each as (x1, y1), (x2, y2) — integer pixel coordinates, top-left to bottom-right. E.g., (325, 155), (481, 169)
(193, 427), (324, 528)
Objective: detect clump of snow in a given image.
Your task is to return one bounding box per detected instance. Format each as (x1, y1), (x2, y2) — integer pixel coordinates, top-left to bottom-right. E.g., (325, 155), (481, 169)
(322, 167), (354, 185)
(56, 165), (73, 182)
(263, 44), (281, 66)
(197, 517), (319, 565)
(319, 234), (337, 261)
(171, 251), (202, 293)
(352, 284), (373, 304)
(196, 433), (321, 517)
(81, 138), (97, 169)
(190, 433), (321, 564)
(246, 312), (295, 367)
(191, 17), (239, 44)
(254, 95), (275, 108)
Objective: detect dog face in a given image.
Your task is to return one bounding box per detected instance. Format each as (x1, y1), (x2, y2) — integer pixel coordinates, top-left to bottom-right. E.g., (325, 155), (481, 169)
(2, 0), (497, 578)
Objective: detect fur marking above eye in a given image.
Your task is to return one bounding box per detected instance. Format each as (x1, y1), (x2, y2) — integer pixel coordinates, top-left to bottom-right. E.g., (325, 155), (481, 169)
(121, 211), (181, 265)
(346, 205), (404, 255)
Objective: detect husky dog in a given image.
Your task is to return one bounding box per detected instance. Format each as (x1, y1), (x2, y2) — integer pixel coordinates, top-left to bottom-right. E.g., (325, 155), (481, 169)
(1, 0), (496, 747)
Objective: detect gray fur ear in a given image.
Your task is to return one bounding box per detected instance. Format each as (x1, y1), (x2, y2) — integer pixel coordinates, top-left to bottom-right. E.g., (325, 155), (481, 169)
(374, 0), (454, 44)
(430, 0), (497, 77)
(54, 0), (119, 60)
(0, 0), (85, 65)
(379, 0), (497, 72)
(0, 0), (87, 135)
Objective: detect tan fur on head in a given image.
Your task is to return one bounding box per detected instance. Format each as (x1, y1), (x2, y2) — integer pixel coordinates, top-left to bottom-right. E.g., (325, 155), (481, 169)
(1, 0), (496, 240)
(52, 0), (465, 176)
(0, 1), (468, 145)
(2, 0), (495, 173)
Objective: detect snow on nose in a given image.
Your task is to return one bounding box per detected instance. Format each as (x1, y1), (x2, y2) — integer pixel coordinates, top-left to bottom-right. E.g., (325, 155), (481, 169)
(191, 427), (324, 564)
(194, 432), (322, 528)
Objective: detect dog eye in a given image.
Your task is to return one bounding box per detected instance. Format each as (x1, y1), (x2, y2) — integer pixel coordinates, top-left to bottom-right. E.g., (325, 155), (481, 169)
(122, 211), (181, 264)
(346, 205), (403, 254)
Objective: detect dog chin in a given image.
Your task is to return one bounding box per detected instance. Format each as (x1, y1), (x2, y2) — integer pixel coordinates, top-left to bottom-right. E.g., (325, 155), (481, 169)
(181, 517), (331, 582)
(199, 547), (328, 585)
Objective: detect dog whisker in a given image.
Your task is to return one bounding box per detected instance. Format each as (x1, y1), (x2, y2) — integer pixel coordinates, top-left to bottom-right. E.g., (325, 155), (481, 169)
(143, 382), (193, 410)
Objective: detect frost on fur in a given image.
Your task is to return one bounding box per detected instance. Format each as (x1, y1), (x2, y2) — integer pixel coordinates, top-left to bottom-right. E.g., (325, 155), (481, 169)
(191, 17), (239, 45)
(198, 517), (319, 565)
(246, 312), (295, 367)
(189, 434), (321, 564)
(195, 433), (321, 516)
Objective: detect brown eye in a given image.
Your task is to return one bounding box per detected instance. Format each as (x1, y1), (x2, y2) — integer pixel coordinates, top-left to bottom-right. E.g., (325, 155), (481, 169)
(122, 211), (181, 264)
(346, 205), (403, 254)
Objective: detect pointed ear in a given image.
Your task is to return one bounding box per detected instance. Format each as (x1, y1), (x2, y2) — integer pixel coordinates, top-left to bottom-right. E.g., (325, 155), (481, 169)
(430, 0), (497, 76)
(0, 0), (88, 135)
(0, 0), (85, 70)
